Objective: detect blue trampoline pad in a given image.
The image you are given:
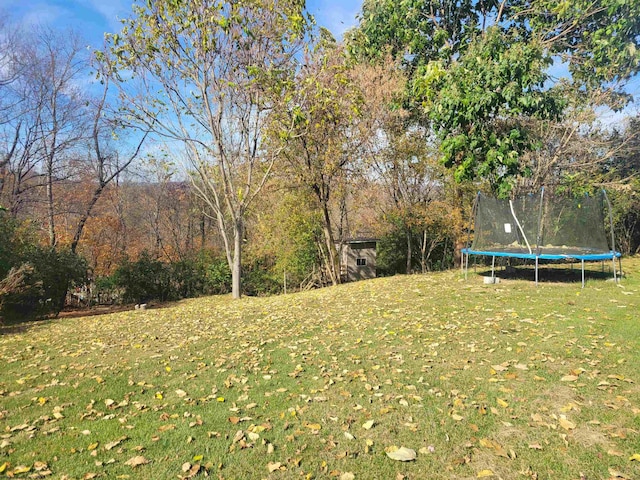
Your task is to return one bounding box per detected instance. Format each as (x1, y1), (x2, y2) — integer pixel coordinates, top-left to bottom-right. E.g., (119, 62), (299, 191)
(462, 248), (621, 261)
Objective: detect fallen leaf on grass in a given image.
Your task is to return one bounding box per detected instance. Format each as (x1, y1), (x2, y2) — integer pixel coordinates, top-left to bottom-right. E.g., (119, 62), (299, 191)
(608, 467), (631, 479)
(267, 462), (284, 472)
(362, 420), (375, 430)
(561, 375), (579, 382)
(477, 470), (494, 478)
(630, 453), (640, 461)
(124, 456), (149, 467)
(340, 473), (355, 480)
(385, 446), (416, 461)
(559, 417), (576, 430)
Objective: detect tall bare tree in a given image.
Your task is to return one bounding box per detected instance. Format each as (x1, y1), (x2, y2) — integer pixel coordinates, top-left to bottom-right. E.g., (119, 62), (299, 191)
(100, 0), (311, 298)
(23, 28), (89, 247)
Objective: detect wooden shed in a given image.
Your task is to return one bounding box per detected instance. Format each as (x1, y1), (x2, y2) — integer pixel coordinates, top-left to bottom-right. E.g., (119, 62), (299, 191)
(339, 238), (377, 282)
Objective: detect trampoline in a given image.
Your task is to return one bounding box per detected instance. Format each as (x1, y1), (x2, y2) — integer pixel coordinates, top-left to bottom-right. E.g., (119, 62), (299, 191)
(462, 188), (622, 287)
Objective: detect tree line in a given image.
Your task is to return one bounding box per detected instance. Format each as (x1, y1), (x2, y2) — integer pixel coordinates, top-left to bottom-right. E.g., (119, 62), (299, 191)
(1, 0), (639, 319)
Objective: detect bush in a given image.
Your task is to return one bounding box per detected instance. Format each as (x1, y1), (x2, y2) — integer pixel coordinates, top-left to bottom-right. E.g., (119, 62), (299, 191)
(196, 251), (231, 295)
(243, 263), (281, 296)
(113, 251), (172, 304)
(0, 247), (88, 321)
(111, 251), (232, 304)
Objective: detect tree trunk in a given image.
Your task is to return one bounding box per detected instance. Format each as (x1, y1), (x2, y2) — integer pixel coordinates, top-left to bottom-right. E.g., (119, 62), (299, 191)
(231, 219), (243, 299)
(421, 229), (427, 274)
(70, 186), (103, 253)
(453, 186), (464, 268)
(46, 167), (56, 248)
(317, 194), (340, 286)
(406, 229), (412, 274)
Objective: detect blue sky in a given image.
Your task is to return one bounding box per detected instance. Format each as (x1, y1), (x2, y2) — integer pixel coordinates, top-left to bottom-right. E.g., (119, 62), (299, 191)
(0, 0), (363, 48)
(2, 0), (636, 127)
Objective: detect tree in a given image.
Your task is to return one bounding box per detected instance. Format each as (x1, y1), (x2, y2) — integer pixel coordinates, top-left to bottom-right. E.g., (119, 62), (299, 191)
(100, 0), (311, 298)
(70, 73), (149, 254)
(350, 0), (640, 195)
(268, 36), (364, 285)
(349, 0), (640, 268)
(25, 28), (89, 247)
(416, 27), (563, 197)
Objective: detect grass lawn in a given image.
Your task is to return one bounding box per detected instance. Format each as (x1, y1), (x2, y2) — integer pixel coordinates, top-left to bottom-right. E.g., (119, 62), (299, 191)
(1, 258), (639, 479)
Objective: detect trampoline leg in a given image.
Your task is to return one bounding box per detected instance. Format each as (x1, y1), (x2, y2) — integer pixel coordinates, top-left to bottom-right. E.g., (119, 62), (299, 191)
(535, 257), (539, 286)
(618, 256), (623, 282)
(464, 253), (468, 280)
(581, 259), (585, 288)
(491, 256), (495, 280)
(611, 255), (617, 284)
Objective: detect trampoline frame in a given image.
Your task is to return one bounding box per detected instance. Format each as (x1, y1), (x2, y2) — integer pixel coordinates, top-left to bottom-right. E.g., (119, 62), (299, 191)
(462, 188), (622, 287)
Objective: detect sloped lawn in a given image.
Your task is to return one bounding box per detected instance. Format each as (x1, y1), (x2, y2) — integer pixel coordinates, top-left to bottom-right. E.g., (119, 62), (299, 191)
(1, 258), (639, 479)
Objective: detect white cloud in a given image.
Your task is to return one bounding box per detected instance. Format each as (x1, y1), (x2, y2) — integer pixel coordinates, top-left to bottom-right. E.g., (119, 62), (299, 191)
(84, 0), (133, 32)
(15, 2), (67, 27)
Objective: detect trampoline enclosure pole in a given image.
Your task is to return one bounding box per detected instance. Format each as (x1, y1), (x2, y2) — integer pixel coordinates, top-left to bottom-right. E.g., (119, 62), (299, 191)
(535, 257), (539, 286)
(603, 189), (618, 284)
(536, 187), (545, 255)
(581, 259), (585, 288)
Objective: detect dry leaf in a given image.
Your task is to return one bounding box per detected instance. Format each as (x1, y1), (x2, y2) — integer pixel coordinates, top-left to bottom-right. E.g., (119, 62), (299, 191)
(340, 473), (355, 480)
(267, 462), (282, 472)
(608, 467), (631, 479)
(362, 420), (375, 430)
(385, 446), (416, 461)
(559, 417), (576, 430)
(124, 455), (149, 467)
(477, 470), (494, 478)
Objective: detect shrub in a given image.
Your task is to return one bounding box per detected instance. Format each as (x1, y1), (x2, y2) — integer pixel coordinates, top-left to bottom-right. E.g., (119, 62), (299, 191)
(195, 251), (231, 295)
(0, 247), (88, 321)
(113, 251), (172, 304)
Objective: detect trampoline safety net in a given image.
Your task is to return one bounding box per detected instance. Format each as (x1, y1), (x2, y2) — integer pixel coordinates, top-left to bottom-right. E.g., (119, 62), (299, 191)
(471, 190), (611, 257)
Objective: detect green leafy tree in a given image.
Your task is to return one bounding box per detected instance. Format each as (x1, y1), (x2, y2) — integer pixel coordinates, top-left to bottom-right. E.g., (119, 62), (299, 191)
(349, 0), (640, 194)
(416, 27), (562, 196)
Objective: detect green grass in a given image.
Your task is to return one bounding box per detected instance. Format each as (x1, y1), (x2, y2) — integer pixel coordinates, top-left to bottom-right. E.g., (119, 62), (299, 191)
(1, 258), (639, 479)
